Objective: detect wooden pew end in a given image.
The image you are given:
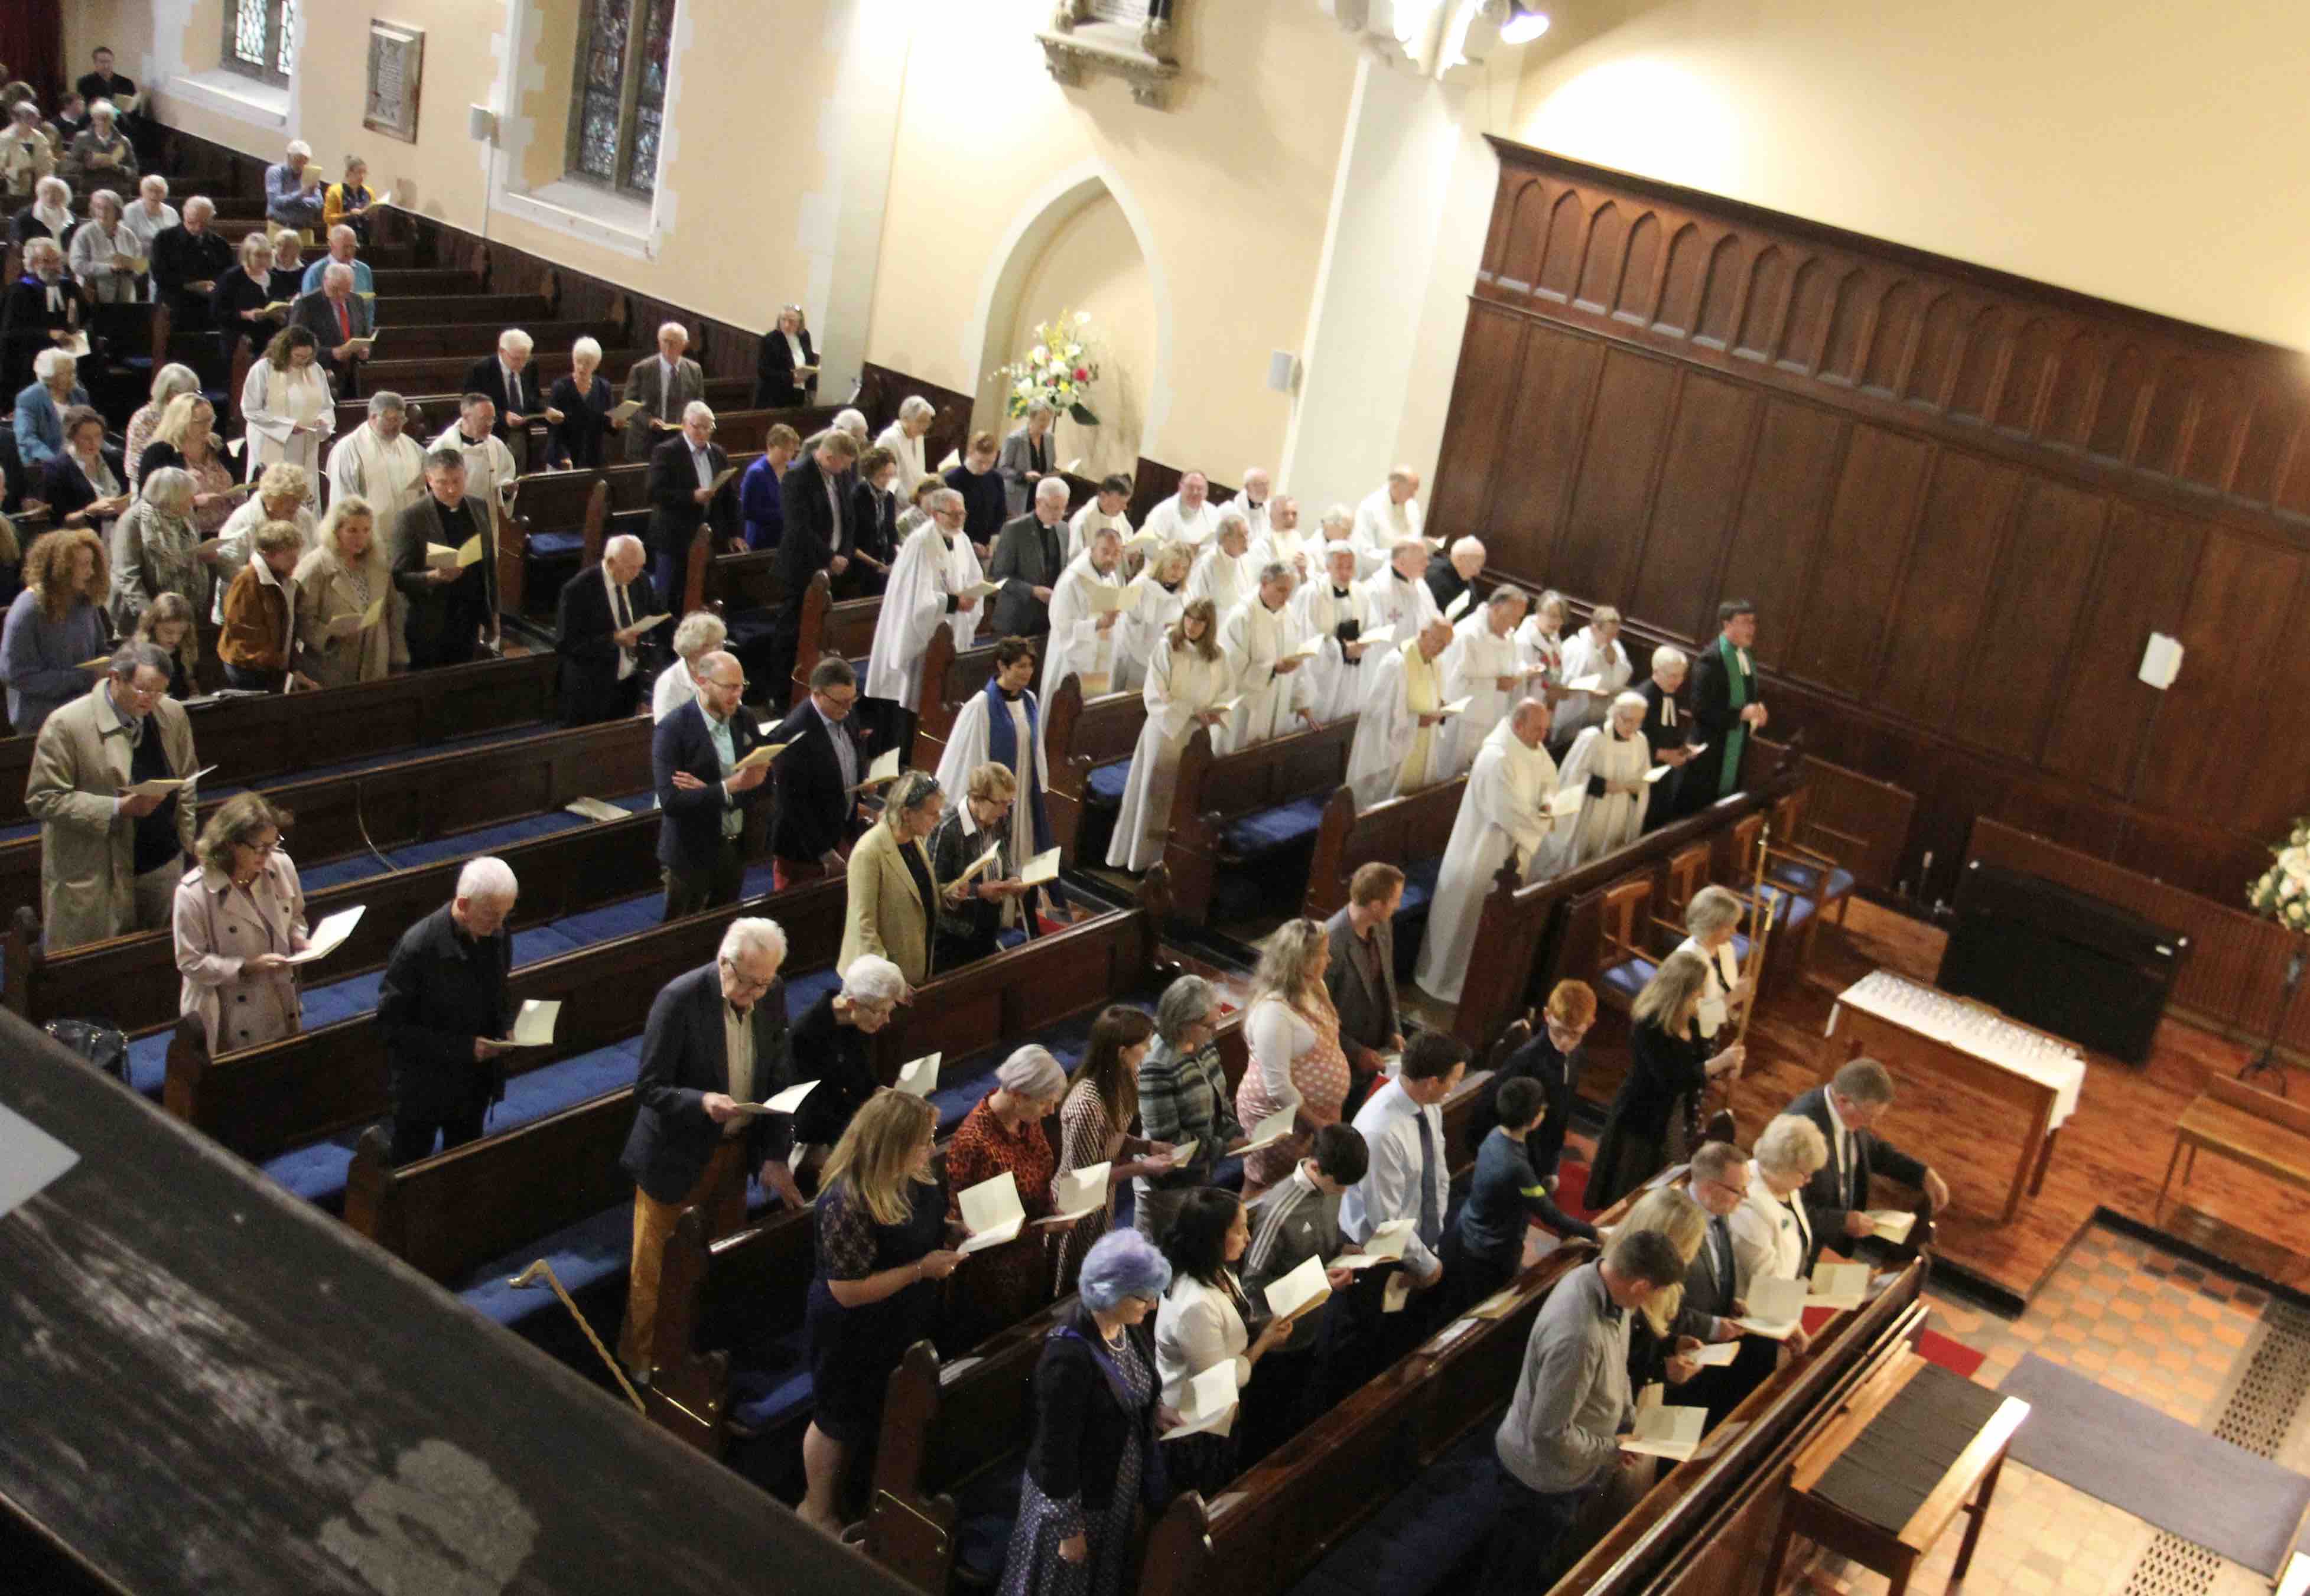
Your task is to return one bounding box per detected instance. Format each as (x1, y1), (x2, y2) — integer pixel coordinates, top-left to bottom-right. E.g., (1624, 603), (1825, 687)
(3, 903), (38, 1017)
(341, 1125), (400, 1247)
(646, 1346), (732, 1459)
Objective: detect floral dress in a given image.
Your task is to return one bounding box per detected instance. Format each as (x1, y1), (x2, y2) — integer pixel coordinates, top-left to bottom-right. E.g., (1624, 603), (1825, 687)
(946, 1093), (1059, 1338)
(999, 1326), (1156, 1596)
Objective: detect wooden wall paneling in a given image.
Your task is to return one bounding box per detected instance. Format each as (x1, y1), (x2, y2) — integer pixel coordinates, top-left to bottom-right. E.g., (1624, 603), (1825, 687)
(1783, 425), (1933, 693)
(1646, 222), (1711, 341)
(1613, 211), (1667, 328)
(1870, 450), (2025, 729)
(1468, 323), (1606, 575)
(1717, 399), (1847, 671)
(1572, 201), (1630, 317)
(1550, 348), (1678, 602)
(2036, 503), (2201, 792)
(2239, 568), (2310, 839)
(1629, 373), (1758, 633)
(1956, 479), (2109, 761)
(1426, 303), (1528, 543)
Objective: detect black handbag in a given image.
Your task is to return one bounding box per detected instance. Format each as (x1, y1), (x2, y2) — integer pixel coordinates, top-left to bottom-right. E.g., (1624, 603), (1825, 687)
(44, 1018), (127, 1082)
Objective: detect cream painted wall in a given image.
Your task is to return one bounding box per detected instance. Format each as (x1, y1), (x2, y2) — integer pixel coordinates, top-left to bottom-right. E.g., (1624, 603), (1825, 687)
(865, 0), (1362, 473)
(1507, 0), (2310, 351)
(993, 194), (1155, 481)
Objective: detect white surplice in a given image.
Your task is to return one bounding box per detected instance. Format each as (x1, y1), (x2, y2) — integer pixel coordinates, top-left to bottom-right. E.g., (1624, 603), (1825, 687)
(325, 422), (427, 533)
(1217, 594), (1309, 751)
(875, 421), (928, 500)
(1358, 567), (1440, 642)
(1554, 626), (1632, 740)
(1291, 575), (1369, 722)
(1344, 640), (1453, 804)
(935, 688), (1053, 875)
(866, 523), (984, 711)
(1040, 549), (1128, 711)
(1107, 640), (1233, 871)
(1350, 486), (1424, 578)
(1114, 576), (1186, 693)
(1439, 610), (1525, 776)
(1515, 617), (1566, 695)
(1066, 500), (1132, 566)
(1186, 542), (1253, 617)
(1414, 718), (1560, 1002)
(1252, 525), (1315, 585)
(1546, 723), (1650, 870)
(1143, 491), (1218, 550)
(240, 359), (333, 476)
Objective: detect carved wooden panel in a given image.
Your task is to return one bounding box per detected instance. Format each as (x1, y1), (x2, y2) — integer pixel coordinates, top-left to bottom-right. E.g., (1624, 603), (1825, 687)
(1442, 141), (2310, 910)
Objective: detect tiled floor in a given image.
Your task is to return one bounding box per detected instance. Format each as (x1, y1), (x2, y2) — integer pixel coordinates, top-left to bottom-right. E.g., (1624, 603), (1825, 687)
(1811, 1223), (2300, 1596)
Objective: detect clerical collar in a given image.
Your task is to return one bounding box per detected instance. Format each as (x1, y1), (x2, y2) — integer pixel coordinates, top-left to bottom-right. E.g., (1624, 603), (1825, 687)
(1332, 586), (1352, 598)
(997, 686), (1025, 702)
(1159, 579), (1182, 594)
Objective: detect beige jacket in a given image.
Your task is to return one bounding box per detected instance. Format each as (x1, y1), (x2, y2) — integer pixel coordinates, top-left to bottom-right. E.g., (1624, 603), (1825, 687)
(839, 823), (940, 988)
(292, 546), (403, 686)
(27, 683), (200, 950)
(173, 852), (307, 1053)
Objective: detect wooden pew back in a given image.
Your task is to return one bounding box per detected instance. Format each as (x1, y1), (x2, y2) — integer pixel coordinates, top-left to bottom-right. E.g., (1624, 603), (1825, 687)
(356, 346), (646, 401)
(1300, 774), (1468, 921)
(909, 627), (1001, 771)
(1163, 718), (1362, 924)
(1044, 673), (1148, 858)
(786, 574), (883, 707)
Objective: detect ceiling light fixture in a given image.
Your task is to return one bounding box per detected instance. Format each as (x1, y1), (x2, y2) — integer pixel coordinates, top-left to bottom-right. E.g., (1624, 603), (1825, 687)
(1499, 5), (1551, 44)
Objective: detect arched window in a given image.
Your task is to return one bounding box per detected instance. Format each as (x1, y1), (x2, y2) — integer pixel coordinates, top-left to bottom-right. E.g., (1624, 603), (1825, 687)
(567, 0), (675, 198)
(225, 0), (298, 87)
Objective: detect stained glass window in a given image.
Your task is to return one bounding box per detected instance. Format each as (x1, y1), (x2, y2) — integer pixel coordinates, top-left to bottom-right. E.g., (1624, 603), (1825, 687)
(567, 0), (675, 198)
(223, 0), (295, 86)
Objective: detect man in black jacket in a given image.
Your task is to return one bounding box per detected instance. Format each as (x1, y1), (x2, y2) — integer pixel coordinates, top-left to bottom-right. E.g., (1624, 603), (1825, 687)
(391, 448), (497, 669)
(1636, 643), (1695, 831)
(770, 429), (859, 692)
(616, 917), (805, 1380)
(645, 401), (737, 605)
(653, 650), (775, 918)
(375, 857), (519, 1164)
(1790, 1058), (1949, 1248)
(554, 534), (661, 725)
(149, 197), (233, 333)
(766, 655), (867, 887)
(464, 329), (547, 448)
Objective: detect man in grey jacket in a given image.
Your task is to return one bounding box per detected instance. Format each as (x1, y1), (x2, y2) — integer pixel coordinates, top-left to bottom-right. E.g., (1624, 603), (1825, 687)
(1323, 861), (1405, 1117)
(1482, 1227), (1685, 1591)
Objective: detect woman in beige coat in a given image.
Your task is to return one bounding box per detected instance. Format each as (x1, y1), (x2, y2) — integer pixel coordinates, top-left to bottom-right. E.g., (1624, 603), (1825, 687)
(293, 495), (401, 685)
(173, 793), (308, 1054)
(838, 771), (947, 987)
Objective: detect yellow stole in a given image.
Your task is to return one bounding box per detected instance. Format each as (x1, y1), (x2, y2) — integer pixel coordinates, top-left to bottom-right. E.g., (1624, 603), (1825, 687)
(1398, 636), (1441, 790)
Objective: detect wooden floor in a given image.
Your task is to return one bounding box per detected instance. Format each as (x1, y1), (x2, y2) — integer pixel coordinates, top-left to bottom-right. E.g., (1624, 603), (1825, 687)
(1475, 899), (2310, 1308)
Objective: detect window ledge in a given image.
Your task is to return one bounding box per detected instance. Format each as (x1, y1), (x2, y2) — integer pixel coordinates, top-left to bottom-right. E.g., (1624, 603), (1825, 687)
(493, 181), (657, 261)
(165, 71), (290, 129)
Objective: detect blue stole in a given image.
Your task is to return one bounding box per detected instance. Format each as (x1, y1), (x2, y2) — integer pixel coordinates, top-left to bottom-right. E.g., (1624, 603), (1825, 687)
(982, 678), (1052, 852)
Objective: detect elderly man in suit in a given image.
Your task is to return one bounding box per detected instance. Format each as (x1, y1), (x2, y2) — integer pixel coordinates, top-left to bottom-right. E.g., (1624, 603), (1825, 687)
(617, 916), (805, 1382)
(375, 856), (519, 1164)
(764, 654), (867, 888)
(653, 648), (774, 919)
(1790, 1057), (1950, 1247)
(291, 261), (374, 384)
(644, 400), (736, 606)
(391, 447), (498, 669)
(555, 533), (662, 726)
(1325, 861), (1407, 1119)
(988, 475), (1071, 638)
(464, 328), (551, 461)
(25, 641), (200, 952)
(1667, 1140), (1784, 1425)
(623, 321), (705, 462)
(769, 428), (860, 693)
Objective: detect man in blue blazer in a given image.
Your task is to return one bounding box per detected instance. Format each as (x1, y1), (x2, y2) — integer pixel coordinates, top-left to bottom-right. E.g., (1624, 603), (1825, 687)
(616, 916), (803, 1379)
(1788, 1058), (1949, 1250)
(653, 648), (774, 920)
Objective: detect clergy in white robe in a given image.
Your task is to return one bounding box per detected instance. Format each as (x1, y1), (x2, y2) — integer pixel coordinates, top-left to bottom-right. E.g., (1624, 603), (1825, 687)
(1343, 618), (1458, 804)
(1350, 466), (1426, 578)
(1039, 530), (1128, 712)
(1234, 466), (1273, 546)
(1066, 474), (1134, 565)
(1251, 493), (1314, 584)
(1547, 691), (1652, 870)
(1438, 585), (1531, 774)
(1514, 590), (1571, 714)
(1414, 701), (1560, 1002)
(1106, 598), (1234, 871)
(1554, 606), (1634, 742)
(1293, 540), (1377, 722)
(1359, 538), (1442, 643)
(431, 400), (520, 543)
(933, 641), (1058, 903)
(1186, 511), (1254, 618)
(240, 341), (334, 477)
(1216, 562), (1315, 751)
(874, 396), (934, 500)
(326, 400), (427, 533)
(866, 488), (984, 713)
(1142, 470), (1219, 549)
(1111, 543), (1190, 694)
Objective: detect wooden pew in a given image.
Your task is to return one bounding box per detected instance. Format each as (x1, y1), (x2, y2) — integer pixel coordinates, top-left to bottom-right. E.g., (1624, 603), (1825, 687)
(1301, 774), (1469, 921)
(332, 375), (755, 438)
(1161, 717), (1363, 926)
(370, 267), (489, 297)
(173, 875), (848, 1167)
(1043, 673), (1148, 859)
(372, 292), (555, 328)
(352, 318), (627, 369)
(7, 809), (661, 1035)
(359, 346), (647, 403)
(909, 627), (1001, 773)
(786, 573), (883, 707)
(0, 651), (557, 831)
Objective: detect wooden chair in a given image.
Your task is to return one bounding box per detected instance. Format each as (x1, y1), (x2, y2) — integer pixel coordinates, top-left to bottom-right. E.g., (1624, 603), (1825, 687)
(1754, 787), (1859, 975)
(1593, 875), (1656, 1021)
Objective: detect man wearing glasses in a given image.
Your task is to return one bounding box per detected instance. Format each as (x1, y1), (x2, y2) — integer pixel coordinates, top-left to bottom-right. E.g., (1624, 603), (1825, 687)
(26, 643), (200, 951)
(763, 654), (871, 890)
(617, 915), (803, 1384)
(1667, 1139), (1784, 1426)
(653, 648), (775, 919)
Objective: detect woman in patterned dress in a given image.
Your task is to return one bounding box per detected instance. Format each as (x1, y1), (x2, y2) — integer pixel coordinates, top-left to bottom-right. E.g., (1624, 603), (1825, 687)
(1000, 1229), (1174, 1596)
(946, 1045), (1070, 1342)
(1052, 1005), (1176, 1295)
(1233, 918), (1351, 1201)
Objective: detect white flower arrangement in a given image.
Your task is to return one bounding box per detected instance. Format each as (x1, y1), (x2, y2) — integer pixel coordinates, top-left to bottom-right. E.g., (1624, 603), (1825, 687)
(993, 309), (1103, 424)
(2247, 819), (2310, 934)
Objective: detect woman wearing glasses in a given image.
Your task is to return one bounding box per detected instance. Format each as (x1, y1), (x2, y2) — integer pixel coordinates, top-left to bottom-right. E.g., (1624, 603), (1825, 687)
(172, 793), (308, 1053)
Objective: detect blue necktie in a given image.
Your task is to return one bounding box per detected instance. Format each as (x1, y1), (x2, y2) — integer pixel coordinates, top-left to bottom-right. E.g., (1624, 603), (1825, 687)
(1414, 1110), (1441, 1249)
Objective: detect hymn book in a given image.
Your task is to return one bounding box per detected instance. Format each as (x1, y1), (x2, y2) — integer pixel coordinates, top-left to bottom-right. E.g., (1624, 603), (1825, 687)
(1808, 1261), (1870, 1310)
(707, 467), (739, 496)
(1237, 1105), (1298, 1157)
(1019, 848), (1062, 887)
(564, 797), (627, 823)
(609, 400), (645, 424)
(850, 748), (902, 791)
(1358, 625), (1395, 650)
(121, 764), (219, 799)
(1443, 588), (1473, 623)
(1163, 1364), (1239, 1439)
(1734, 1276), (1805, 1338)
(960, 579), (1002, 600)
(728, 1079), (819, 1118)
(1085, 583), (1127, 614)
(499, 999), (561, 1048)
(894, 1054), (941, 1097)
(1546, 787), (1585, 821)
(731, 741), (791, 775)
(1165, 1138), (1198, 1169)
(1620, 1405), (1707, 1461)
(1039, 1164), (1111, 1227)
(1289, 634), (1324, 660)
(1564, 674), (1603, 693)
(1263, 1255), (1332, 1323)
(1334, 1216), (1416, 1269)
(957, 1172), (1026, 1253)
(284, 905), (365, 965)
(1687, 1341), (1740, 1368)
(627, 613), (672, 635)
(258, 300), (296, 318)
(1864, 1210), (1917, 1243)
(958, 843), (1003, 885)
(1643, 763), (1675, 784)
(1436, 697), (1473, 718)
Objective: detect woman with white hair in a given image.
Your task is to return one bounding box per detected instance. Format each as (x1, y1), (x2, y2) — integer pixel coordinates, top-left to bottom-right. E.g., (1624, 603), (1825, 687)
(1555, 602), (1632, 741)
(652, 610), (727, 721)
(1731, 1113), (1829, 1305)
(67, 189), (140, 305)
(875, 393), (935, 499)
(1546, 689), (1652, 869)
(12, 344), (87, 467)
(119, 175), (179, 280)
(946, 1044), (1071, 1338)
(999, 400), (1057, 517)
(546, 335), (621, 469)
(1677, 883), (1754, 1041)
(2, 236), (78, 397)
(123, 362), (201, 490)
(788, 955), (908, 1160)
(1636, 643), (1695, 830)
(62, 100), (136, 187)
(213, 230), (287, 374)
(211, 462), (317, 624)
(0, 102), (53, 203)
(753, 303), (816, 409)
(295, 495), (400, 685)
(1585, 948), (1745, 1209)
(8, 175), (74, 250)
(108, 465), (206, 634)
(241, 325), (333, 477)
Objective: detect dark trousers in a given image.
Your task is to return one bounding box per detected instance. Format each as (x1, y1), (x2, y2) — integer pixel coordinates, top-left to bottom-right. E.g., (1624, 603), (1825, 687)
(389, 1104), (487, 1165)
(1439, 1230), (1520, 1321)
(413, 593), (490, 670)
(1479, 1464), (1595, 1595)
(1239, 1344), (1319, 1467)
(662, 837), (747, 920)
(222, 663), (284, 692)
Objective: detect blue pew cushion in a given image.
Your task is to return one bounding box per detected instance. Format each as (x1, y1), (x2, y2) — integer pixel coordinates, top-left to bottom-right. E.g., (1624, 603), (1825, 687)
(1221, 794), (1330, 858)
(1766, 859), (1854, 905)
(953, 1463), (1026, 1582)
(725, 1324), (815, 1438)
(1395, 855), (1443, 919)
(457, 1201), (636, 1330)
(1756, 882), (1817, 931)
(1598, 955), (1656, 1006)
(1287, 1421), (1499, 1596)
(527, 530), (584, 558)
(1085, 760), (1131, 805)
